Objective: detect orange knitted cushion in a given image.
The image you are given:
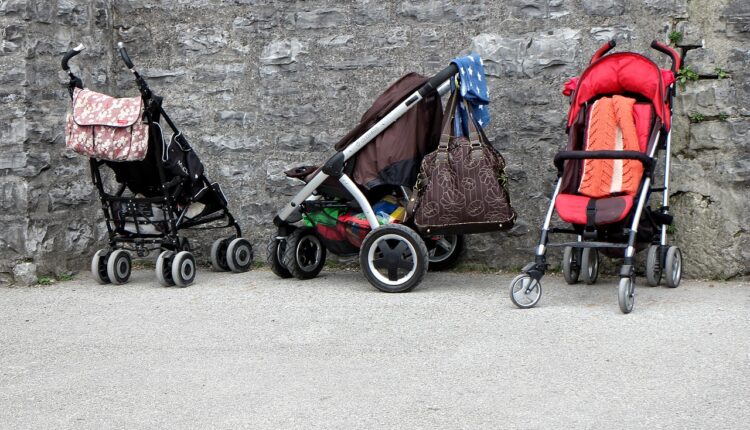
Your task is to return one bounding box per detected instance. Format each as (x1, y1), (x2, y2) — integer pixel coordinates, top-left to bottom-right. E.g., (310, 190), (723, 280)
(578, 95), (643, 198)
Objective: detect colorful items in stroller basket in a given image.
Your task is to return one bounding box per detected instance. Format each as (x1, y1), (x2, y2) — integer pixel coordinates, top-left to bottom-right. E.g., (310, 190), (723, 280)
(303, 196), (406, 254)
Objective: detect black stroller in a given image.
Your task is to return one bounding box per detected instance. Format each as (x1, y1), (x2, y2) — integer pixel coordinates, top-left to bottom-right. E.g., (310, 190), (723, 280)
(269, 65), (465, 292)
(61, 43), (253, 287)
(509, 40), (683, 313)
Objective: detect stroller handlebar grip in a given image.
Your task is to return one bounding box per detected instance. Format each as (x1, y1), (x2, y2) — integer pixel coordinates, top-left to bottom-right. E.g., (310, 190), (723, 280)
(61, 44), (85, 72)
(590, 40), (616, 64)
(650, 40), (681, 74)
(117, 42), (135, 70)
(419, 63), (459, 97)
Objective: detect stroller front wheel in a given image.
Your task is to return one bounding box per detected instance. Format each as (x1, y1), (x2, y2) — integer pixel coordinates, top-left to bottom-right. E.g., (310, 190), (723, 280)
(618, 277), (635, 314)
(645, 244), (662, 287)
(171, 251), (196, 287)
(360, 224), (428, 293)
(664, 246), (682, 288)
(509, 274), (542, 309)
(283, 228), (326, 280)
(210, 238), (230, 272)
(267, 233), (293, 279)
(155, 250), (176, 287)
(106, 249), (132, 285)
(91, 249), (111, 284)
(226, 238), (254, 273)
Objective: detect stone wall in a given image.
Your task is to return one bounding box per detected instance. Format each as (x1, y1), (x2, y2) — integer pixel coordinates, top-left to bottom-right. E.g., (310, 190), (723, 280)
(1, 0), (747, 284)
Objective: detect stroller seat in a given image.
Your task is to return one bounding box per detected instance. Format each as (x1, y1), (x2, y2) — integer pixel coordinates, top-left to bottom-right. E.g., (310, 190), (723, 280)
(554, 52), (667, 229)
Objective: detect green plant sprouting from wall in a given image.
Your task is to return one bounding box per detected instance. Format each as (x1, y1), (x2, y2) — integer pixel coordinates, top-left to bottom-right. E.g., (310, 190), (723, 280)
(668, 30), (683, 46)
(677, 66), (699, 89)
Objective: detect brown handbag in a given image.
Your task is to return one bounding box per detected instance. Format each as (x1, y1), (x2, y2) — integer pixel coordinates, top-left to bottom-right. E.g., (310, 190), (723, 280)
(411, 90), (516, 234)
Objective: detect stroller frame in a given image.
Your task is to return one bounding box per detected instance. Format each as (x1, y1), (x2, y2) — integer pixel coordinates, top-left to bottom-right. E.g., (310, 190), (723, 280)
(510, 40), (683, 313)
(62, 43), (252, 286)
(271, 64), (460, 292)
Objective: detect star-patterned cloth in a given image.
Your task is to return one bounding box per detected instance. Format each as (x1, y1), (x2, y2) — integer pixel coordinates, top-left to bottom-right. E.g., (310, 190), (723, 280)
(451, 53), (490, 137)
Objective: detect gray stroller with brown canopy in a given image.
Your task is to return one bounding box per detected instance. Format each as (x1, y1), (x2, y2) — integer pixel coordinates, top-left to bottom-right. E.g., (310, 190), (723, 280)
(269, 65), (466, 292)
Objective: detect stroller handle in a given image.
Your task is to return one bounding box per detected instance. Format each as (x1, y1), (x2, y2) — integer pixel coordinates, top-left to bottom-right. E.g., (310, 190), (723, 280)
(117, 42), (135, 70)
(590, 40), (616, 64)
(61, 44), (85, 72)
(650, 40), (681, 74)
(419, 63), (459, 97)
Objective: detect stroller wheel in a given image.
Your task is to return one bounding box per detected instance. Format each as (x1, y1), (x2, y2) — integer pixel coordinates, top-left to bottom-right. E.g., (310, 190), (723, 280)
(509, 274), (542, 309)
(562, 246), (580, 284)
(226, 238), (254, 273)
(664, 246), (682, 288)
(171, 251), (196, 287)
(618, 277), (635, 314)
(91, 249), (111, 284)
(359, 224), (428, 293)
(580, 248), (599, 284)
(645, 244), (662, 287)
(267, 233), (292, 279)
(427, 234), (464, 271)
(283, 228), (326, 280)
(155, 250), (176, 287)
(106, 249), (132, 285)
(210, 238), (230, 272)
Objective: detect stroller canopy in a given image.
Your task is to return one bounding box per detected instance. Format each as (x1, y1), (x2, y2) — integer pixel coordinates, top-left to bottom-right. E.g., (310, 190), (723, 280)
(334, 73), (443, 190)
(567, 53), (675, 130)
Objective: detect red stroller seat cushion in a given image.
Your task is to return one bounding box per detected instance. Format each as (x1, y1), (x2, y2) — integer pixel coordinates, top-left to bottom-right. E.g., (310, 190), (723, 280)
(555, 194), (634, 225)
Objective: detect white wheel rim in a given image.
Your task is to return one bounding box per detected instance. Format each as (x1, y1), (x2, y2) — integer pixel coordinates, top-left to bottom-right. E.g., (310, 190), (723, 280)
(181, 257), (194, 279)
(429, 235), (457, 263)
(296, 236), (322, 272)
(367, 233), (418, 286)
(587, 250), (597, 278)
(512, 276), (540, 306)
(116, 255), (129, 278)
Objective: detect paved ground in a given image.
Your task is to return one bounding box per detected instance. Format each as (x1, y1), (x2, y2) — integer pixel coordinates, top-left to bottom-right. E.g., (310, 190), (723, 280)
(1, 267), (748, 429)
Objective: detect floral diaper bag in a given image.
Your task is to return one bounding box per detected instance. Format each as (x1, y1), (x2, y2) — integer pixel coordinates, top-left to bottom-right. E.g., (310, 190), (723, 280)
(65, 87), (149, 161)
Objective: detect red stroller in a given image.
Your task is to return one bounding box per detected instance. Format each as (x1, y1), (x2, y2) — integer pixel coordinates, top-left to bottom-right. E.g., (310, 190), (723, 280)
(509, 40), (683, 313)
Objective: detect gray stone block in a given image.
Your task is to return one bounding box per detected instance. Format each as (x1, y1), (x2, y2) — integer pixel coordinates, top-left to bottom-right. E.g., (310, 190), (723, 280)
(582, 0), (625, 17)
(12, 262), (37, 286)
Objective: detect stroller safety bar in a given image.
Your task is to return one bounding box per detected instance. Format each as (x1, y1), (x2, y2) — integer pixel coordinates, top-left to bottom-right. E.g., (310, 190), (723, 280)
(553, 150), (653, 175)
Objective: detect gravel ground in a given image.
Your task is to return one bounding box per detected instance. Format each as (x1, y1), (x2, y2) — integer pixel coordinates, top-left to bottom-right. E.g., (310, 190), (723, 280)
(1, 268), (748, 429)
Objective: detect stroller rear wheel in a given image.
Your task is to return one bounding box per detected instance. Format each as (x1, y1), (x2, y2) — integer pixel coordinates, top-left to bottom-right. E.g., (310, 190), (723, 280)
(155, 250), (176, 287)
(106, 249), (132, 285)
(226, 238), (254, 273)
(562, 246), (581, 284)
(509, 274), (542, 309)
(210, 238), (230, 272)
(618, 277), (635, 314)
(91, 249), (111, 284)
(427, 234), (464, 271)
(664, 246), (682, 288)
(580, 248), (599, 284)
(283, 228), (326, 280)
(359, 224), (428, 293)
(171, 251), (196, 287)
(645, 244), (662, 287)
(267, 233), (293, 279)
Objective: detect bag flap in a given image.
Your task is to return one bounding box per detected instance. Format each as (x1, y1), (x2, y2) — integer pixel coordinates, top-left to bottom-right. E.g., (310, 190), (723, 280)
(72, 87), (144, 127)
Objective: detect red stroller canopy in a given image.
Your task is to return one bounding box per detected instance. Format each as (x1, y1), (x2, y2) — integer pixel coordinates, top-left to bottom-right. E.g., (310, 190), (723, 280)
(567, 53), (675, 131)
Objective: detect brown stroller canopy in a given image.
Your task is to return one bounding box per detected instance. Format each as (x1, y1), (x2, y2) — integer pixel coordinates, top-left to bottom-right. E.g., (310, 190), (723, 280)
(334, 73), (443, 190)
